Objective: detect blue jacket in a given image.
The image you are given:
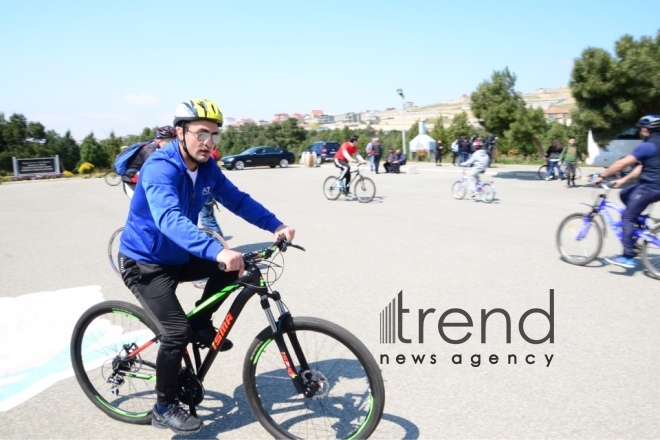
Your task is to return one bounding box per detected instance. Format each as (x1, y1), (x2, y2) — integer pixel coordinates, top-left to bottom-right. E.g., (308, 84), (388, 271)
(119, 139), (283, 265)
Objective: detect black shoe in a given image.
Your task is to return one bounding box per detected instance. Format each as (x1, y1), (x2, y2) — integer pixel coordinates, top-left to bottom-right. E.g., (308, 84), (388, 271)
(190, 321), (233, 351)
(152, 403), (202, 435)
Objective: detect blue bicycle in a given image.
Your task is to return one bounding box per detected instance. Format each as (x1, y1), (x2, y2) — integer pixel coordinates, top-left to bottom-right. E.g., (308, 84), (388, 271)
(556, 182), (660, 278)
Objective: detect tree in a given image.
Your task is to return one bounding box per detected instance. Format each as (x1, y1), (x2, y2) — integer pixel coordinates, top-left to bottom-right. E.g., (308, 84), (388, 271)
(470, 68), (525, 136)
(504, 107), (547, 157)
(570, 31), (660, 142)
(79, 133), (108, 168)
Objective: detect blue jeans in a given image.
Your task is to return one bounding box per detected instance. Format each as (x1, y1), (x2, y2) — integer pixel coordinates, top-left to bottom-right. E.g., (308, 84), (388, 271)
(547, 161), (563, 180)
(459, 152), (469, 163)
(620, 183), (660, 257)
(369, 155), (375, 172)
(199, 198), (223, 238)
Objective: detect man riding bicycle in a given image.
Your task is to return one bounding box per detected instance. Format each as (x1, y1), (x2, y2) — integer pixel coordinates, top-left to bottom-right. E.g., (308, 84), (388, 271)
(333, 134), (365, 196)
(118, 98), (295, 435)
(595, 114), (660, 269)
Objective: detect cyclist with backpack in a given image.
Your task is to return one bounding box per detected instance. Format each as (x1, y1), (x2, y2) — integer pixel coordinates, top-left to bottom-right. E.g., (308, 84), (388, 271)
(118, 126), (176, 198)
(595, 114), (660, 269)
(118, 98), (295, 435)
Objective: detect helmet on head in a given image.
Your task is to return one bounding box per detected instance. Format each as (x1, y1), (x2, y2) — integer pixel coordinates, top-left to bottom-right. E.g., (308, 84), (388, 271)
(156, 125), (176, 139)
(173, 99), (224, 127)
(637, 114), (660, 132)
(349, 135), (359, 142)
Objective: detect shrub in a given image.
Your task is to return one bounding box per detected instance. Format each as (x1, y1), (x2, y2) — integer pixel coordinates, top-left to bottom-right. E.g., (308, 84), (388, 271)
(63, 170), (74, 178)
(78, 162), (95, 174)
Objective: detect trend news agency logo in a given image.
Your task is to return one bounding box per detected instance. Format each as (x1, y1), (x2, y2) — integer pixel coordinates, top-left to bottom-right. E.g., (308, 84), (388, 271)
(379, 290), (555, 368)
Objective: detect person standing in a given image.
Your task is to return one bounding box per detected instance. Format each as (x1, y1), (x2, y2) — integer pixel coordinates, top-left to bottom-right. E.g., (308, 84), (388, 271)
(119, 98), (295, 435)
(450, 138), (459, 165)
(435, 140), (443, 166)
(559, 136), (582, 188)
(371, 137), (382, 174)
(458, 136), (471, 164)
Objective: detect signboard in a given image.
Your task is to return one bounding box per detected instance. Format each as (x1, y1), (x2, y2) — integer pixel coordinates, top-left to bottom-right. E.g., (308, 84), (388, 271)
(12, 156), (60, 176)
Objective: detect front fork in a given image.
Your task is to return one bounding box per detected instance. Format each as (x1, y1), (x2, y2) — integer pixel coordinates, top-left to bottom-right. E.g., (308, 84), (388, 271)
(260, 292), (320, 398)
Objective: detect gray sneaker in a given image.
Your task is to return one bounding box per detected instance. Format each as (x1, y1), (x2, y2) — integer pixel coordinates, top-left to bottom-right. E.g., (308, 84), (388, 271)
(152, 403), (202, 435)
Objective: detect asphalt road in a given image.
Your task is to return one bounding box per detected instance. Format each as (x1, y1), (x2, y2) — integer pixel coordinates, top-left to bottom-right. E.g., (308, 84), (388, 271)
(1, 162), (658, 439)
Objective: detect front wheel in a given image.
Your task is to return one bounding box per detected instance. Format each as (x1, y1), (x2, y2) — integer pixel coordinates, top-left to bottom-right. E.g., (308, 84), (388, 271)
(353, 177), (376, 203)
(480, 183), (495, 203)
(323, 176), (341, 200)
(235, 160), (245, 170)
(70, 301), (159, 425)
(556, 213), (603, 265)
(641, 224), (660, 279)
(108, 227), (124, 277)
(104, 170), (121, 186)
(451, 181), (466, 199)
(243, 317), (385, 439)
(538, 165), (549, 180)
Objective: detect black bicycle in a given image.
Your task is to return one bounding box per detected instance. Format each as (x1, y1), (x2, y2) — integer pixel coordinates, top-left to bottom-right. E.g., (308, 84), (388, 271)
(323, 163), (376, 203)
(104, 170), (121, 186)
(71, 238), (385, 439)
(537, 162), (582, 180)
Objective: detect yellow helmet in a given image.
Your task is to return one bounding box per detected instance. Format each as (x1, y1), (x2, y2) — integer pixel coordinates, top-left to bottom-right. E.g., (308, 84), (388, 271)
(173, 99), (223, 127)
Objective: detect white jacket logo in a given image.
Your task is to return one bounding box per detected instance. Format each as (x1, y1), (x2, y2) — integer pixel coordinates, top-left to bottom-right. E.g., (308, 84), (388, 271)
(202, 187), (211, 195)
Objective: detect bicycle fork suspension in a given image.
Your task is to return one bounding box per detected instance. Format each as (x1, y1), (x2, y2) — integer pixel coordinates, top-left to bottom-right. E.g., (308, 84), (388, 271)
(260, 292), (320, 398)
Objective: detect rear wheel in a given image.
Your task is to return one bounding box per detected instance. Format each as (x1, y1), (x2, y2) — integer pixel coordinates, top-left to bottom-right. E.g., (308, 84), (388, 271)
(353, 177), (376, 203)
(323, 176), (341, 200)
(556, 213), (603, 265)
(451, 181), (466, 199)
(538, 165), (550, 180)
(480, 183), (495, 203)
(70, 301), (159, 425)
(641, 224), (660, 279)
(279, 159), (290, 168)
(243, 317), (385, 439)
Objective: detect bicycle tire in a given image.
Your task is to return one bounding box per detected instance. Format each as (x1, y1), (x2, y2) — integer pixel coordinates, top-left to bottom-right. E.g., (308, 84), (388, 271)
(451, 181), (466, 199)
(323, 176), (341, 200)
(480, 183), (495, 203)
(108, 227), (124, 277)
(641, 224), (660, 279)
(537, 165), (549, 180)
(243, 316), (385, 439)
(70, 300), (159, 425)
(353, 176), (376, 203)
(104, 170), (121, 186)
(556, 213), (603, 265)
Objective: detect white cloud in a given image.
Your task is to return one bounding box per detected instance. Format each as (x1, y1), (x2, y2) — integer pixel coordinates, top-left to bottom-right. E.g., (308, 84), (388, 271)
(123, 93), (161, 107)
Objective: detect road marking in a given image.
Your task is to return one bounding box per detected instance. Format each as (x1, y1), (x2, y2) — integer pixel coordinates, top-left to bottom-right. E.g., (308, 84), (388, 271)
(0, 286), (105, 411)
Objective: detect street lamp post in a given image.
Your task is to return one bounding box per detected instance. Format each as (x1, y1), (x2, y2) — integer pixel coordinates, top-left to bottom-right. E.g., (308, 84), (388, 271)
(396, 89), (407, 162)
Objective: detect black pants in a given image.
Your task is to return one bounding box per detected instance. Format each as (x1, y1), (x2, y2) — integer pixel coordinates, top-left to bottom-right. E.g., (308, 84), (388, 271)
(619, 183), (660, 257)
(120, 252), (238, 406)
(334, 159), (351, 186)
(373, 154), (381, 173)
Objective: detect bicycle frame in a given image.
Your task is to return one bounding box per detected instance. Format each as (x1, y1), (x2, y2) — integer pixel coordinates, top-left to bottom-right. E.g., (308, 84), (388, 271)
(117, 245), (314, 413)
(579, 191), (659, 247)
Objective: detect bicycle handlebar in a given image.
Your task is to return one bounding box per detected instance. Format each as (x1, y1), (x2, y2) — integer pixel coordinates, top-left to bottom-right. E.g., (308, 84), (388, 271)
(217, 236), (305, 271)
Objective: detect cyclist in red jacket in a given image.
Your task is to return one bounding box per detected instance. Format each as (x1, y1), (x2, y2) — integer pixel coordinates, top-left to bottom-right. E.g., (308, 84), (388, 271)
(333, 135), (365, 195)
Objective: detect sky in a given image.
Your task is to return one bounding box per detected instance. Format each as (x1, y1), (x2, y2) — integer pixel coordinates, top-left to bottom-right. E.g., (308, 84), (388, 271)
(0, 0), (657, 141)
